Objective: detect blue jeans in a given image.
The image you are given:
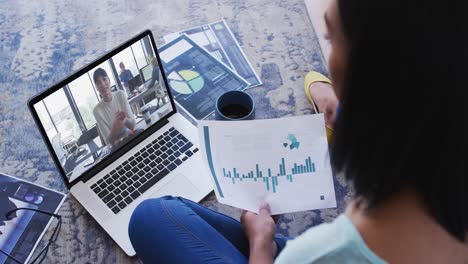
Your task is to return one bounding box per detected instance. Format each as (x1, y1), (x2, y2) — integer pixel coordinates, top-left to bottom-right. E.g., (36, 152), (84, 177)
(128, 196), (288, 264)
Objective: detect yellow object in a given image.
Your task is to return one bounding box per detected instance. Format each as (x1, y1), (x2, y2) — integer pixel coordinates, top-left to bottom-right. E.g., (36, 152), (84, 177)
(304, 71), (334, 142)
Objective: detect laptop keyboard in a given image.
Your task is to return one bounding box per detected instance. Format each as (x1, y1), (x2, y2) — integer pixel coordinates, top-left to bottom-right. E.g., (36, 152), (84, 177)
(90, 127), (199, 214)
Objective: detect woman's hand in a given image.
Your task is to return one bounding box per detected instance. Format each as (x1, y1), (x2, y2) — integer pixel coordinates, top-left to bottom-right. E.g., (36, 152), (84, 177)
(241, 202), (278, 264)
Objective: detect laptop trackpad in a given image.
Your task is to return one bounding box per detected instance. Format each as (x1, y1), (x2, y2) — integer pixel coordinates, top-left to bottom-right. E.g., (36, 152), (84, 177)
(151, 174), (201, 198)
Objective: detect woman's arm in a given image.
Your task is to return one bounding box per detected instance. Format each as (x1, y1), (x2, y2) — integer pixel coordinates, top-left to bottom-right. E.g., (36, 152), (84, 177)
(248, 238), (277, 264)
(241, 203), (278, 264)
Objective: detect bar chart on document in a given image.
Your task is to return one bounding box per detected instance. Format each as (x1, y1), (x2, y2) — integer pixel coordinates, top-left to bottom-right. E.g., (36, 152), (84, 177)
(198, 114), (337, 214)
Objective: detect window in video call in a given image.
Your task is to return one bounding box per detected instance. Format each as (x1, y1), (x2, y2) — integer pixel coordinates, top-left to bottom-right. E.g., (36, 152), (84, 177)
(34, 35), (173, 182)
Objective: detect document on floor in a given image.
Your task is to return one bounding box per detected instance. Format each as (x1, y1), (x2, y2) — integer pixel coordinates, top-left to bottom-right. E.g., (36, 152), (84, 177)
(198, 114), (337, 214)
(163, 20), (262, 88)
(0, 173), (65, 264)
(159, 34), (250, 121)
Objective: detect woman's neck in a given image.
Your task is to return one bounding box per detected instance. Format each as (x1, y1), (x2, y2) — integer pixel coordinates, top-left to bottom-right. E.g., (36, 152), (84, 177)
(345, 190), (468, 264)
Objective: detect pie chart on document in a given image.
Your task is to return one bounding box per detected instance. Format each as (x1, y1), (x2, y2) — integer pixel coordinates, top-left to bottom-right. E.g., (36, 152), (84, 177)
(168, 68), (205, 95)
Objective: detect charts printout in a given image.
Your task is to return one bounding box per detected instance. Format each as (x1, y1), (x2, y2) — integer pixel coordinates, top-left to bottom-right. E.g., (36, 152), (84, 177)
(198, 114), (337, 214)
(163, 20), (262, 88)
(159, 34), (250, 121)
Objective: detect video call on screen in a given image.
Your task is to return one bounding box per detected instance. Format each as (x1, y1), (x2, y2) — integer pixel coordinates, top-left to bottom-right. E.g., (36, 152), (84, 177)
(34, 35), (173, 182)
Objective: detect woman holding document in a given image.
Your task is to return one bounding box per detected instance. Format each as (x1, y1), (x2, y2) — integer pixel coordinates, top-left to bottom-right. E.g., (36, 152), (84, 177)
(128, 0), (468, 263)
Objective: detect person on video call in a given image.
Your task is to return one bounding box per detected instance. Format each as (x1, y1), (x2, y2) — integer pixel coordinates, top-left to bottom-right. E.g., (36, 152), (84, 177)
(147, 58), (160, 88)
(93, 68), (136, 146)
(147, 58), (167, 107)
(119, 62), (133, 91)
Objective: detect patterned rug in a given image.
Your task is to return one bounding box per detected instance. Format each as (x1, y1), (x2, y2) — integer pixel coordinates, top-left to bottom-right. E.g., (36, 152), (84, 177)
(0, 0), (352, 262)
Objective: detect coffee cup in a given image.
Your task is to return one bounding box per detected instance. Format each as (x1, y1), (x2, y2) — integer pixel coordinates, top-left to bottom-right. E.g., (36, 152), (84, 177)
(141, 105), (152, 124)
(215, 90), (255, 121)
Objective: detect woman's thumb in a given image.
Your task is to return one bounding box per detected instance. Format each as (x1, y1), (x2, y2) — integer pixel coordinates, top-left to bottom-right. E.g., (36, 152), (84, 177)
(259, 202), (271, 215)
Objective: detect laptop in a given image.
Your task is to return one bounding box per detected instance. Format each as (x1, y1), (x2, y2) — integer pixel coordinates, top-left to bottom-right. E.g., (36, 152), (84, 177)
(28, 30), (213, 256)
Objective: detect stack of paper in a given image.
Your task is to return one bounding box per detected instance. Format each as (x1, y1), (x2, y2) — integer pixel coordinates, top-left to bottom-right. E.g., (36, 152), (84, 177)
(0, 173), (65, 264)
(160, 21), (262, 121)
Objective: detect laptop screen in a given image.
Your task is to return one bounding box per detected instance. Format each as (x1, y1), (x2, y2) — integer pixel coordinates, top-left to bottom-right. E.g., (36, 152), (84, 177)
(31, 32), (174, 184)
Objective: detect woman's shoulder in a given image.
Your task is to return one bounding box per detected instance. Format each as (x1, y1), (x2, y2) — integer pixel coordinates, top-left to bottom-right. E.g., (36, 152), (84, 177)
(275, 214), (386, 264)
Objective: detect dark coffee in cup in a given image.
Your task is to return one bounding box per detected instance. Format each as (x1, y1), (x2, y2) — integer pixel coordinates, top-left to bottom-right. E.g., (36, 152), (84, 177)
(219, 104), (251, 119)
(215, 91), (255, 120)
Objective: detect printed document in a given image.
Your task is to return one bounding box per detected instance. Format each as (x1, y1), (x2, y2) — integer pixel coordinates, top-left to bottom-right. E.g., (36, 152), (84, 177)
(198, 114), (336, 214)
